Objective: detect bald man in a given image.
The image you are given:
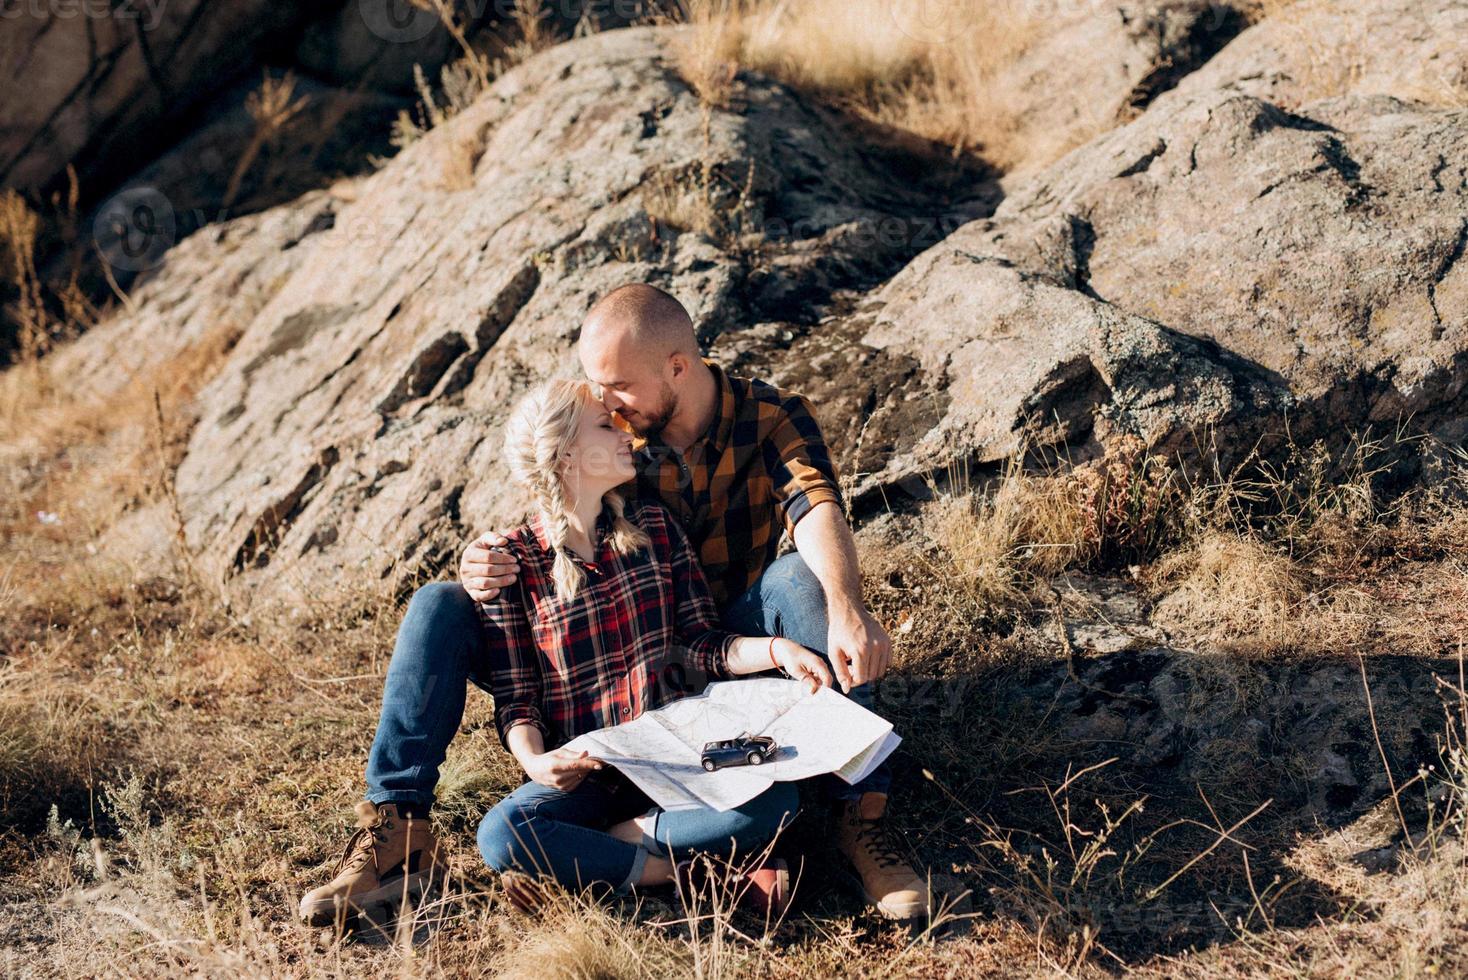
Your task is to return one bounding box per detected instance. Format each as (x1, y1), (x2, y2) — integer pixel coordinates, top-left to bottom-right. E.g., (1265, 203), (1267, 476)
(317, 284), (930, 925)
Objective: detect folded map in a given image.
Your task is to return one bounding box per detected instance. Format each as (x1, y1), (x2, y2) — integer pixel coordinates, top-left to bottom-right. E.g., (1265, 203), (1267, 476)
(562, 677), (901, 812)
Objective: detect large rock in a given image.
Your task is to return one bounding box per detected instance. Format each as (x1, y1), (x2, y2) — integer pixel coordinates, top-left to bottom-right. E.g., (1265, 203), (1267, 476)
(764, 0), (1467, 499)
(25, 3), (1468, 597)
(1172, 0), (1468, 110)
(0, 0), (609, 199)
(53, 26), (987, 600)
(983, 85), (1468, 433)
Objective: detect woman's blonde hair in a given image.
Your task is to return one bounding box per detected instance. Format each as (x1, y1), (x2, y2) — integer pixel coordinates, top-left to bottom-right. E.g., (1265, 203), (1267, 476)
(504, 378), (650, 601)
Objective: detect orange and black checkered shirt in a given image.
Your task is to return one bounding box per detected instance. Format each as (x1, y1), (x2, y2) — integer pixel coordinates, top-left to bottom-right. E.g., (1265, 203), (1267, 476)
(628, 360), (844, 610)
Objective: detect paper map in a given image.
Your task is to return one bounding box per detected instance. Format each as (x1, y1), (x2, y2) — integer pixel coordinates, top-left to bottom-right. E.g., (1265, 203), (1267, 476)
(562, 677), (900, 811)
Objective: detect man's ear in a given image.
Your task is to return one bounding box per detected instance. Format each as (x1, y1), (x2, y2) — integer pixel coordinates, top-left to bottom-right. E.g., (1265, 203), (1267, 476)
(667, 351), (688, 380)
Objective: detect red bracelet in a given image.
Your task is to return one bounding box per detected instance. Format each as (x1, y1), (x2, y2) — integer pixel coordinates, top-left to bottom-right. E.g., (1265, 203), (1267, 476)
(768, 635), (779, 671)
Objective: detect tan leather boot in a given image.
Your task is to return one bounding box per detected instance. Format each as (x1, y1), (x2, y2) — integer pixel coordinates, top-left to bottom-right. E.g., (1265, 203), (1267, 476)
(298, 802), (443, 925)
(835, 792), (929, 920)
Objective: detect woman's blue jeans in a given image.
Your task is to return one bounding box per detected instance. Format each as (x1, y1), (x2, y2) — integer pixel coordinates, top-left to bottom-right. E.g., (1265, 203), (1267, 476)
(476, 769), (799, 893)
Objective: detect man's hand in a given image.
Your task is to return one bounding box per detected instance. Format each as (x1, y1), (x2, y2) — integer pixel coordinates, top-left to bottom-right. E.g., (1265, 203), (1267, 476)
(523, 748), (604, 791)
(460, 531), (521, 602)
(826, 604), (893, 693)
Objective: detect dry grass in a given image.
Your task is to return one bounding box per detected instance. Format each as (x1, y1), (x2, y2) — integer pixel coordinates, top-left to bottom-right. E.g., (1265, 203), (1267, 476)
(890, 427), (1468, 664)
(1150, 533), (1308, 645)
(1, 173), (98, 366)
(0, 319), (242, 580)
(910, 438), (1188, 618)
(8, 295), (1468, 974)
(222, 71), (310, 210)
(7, 415), (1468, 974)
(390, 0), (575, 154)
(665, 0), (746, 108)
(667, 0), (1094, 171)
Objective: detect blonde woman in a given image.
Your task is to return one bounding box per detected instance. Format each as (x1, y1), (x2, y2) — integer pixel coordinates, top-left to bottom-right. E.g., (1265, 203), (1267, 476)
(470, 378), (835, 912)
(298, 378), (832, 925)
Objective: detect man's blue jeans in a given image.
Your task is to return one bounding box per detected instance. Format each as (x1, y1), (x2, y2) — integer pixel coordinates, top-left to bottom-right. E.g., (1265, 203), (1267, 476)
(476, 768), (798, 893)
(363, 552), (890, 812)
(720, 552), (893, 801)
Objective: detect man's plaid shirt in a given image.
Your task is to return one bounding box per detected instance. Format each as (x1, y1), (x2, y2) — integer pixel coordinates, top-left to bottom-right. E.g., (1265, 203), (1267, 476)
(629, 360), (844, 609)
(475, 498), (734, 750)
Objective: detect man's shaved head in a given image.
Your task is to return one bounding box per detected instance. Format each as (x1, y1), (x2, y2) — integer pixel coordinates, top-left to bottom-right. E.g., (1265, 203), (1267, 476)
(577, 283), (706, 438)
(581, 283), (698, 360)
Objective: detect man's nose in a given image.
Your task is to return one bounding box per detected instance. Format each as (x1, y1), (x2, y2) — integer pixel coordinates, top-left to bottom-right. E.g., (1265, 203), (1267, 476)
(601, 390), (624, 412)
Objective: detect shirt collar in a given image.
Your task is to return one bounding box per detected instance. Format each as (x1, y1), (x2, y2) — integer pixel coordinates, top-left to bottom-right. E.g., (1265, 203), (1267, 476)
(529, 508), (612, 560)
(703, 359), (738, 456)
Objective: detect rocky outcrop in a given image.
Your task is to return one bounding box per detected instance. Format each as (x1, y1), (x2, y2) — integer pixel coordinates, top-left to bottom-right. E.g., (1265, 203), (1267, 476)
(54, 26), (989, 599)
(757, 0), (1468, 500)
(0, 0), (638, 202)
(1173, 0), (1468, 110)
(26, 2), (1468, 600)
(982, 88), (1468, 434)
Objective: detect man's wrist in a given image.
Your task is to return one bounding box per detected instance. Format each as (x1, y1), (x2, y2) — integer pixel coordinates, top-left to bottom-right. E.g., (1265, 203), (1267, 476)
(827, 596), (868, 626)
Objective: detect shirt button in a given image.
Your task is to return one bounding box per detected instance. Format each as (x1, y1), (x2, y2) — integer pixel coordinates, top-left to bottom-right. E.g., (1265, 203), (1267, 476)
(622, 707), (631, 716)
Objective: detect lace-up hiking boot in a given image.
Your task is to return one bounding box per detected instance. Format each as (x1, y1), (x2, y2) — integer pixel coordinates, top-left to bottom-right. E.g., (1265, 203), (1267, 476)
(675, 853), (792, 919)
(835, 792), (929, 920)
(298, 802), (442, 926)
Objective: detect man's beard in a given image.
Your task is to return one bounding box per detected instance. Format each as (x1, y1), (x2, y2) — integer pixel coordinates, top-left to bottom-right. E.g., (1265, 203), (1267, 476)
(626, 382), (678, 437)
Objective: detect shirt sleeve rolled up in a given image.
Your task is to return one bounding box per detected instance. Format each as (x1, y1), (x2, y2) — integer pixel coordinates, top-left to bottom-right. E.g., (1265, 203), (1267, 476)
(475, 551), (549, 749)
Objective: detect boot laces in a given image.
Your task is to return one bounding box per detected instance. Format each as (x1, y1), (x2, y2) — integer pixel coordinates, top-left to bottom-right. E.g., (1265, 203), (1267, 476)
(331, 820), (387, 876)
(854, 815), (906, 870)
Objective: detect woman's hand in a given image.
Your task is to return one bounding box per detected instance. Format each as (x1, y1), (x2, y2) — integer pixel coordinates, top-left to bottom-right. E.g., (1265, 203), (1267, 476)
(773, 638), (835, 695)
(523, 748), (604, 791)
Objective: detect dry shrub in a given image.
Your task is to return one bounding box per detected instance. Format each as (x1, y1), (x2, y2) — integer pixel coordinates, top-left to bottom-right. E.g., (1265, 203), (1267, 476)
(0, 320), (241, 607)
(0, 663), (121, 832)
(1068, 436), (1187, 570)
(736, 0), (930, 94)
(920, 460), (1083, 608)
(496, 900), (693, 978)
(1150, 531), (1307, 642)
(666, 0), (746, 107)
(502, 0), (562, 65)
(222, 71), (310, 210)
(916, 441), (1188, 624)
(1, 174), (98, 365)
(671, 0), (1091, 171)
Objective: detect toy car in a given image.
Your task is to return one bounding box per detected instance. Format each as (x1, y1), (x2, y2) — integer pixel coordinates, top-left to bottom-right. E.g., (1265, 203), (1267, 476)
(701, 732), (777, 771)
